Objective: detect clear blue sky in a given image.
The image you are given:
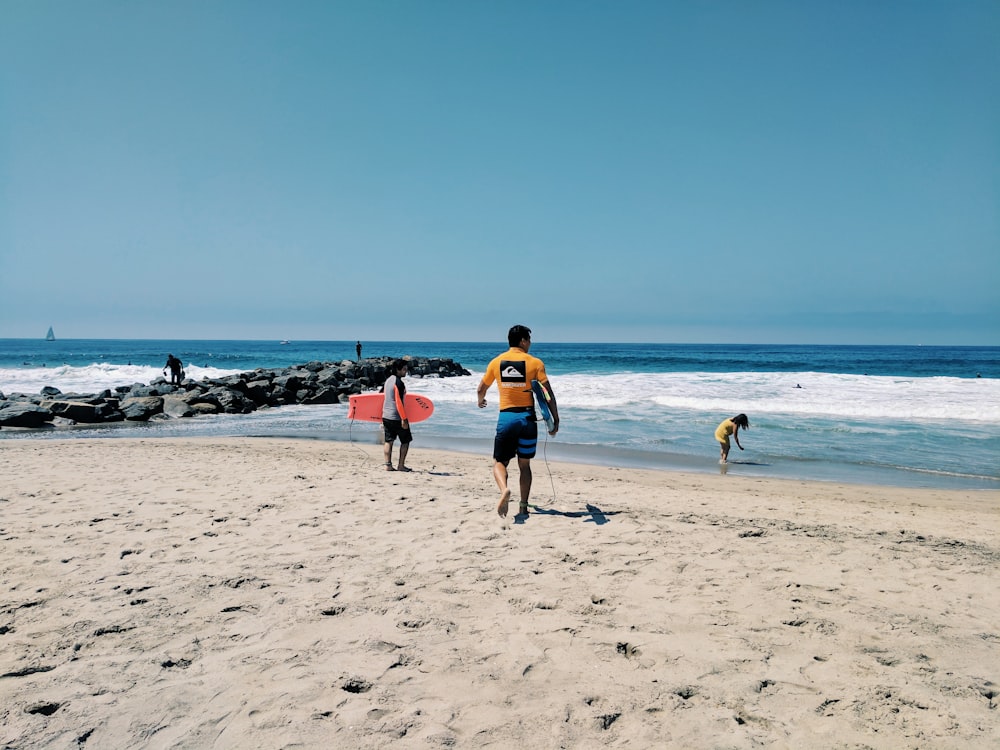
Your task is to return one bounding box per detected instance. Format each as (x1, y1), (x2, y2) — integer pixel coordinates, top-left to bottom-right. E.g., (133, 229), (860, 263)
(1, 1), (997, 344)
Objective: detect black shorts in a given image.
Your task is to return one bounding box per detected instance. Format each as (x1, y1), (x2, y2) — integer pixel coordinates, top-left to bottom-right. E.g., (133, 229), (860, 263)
(382, 419), (412, 445)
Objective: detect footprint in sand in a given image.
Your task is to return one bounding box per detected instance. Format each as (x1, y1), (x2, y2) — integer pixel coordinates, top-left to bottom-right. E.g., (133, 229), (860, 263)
(341, 676), (372, 693)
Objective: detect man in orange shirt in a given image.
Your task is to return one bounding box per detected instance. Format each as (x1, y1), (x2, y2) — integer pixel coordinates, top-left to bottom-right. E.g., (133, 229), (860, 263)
(477, 324), (559, 517)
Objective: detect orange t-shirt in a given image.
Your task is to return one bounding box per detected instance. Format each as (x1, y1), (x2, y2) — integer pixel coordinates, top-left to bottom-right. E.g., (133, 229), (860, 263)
(482, 348), (548, 410)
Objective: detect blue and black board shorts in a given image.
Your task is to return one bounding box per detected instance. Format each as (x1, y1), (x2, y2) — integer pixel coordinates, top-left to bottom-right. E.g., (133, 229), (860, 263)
(493, 408), (537, 462)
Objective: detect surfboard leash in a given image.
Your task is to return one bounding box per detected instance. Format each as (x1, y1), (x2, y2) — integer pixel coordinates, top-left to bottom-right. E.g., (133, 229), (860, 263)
(540, 432), (557, 505)
(346, 417), (374, 467)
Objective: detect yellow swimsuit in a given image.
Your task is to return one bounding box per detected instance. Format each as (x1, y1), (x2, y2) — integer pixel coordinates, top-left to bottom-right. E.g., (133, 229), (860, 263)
(715, 419), (734, 445)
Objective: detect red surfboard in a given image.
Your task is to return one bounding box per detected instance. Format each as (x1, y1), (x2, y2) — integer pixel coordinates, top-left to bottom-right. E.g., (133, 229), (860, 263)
(346, 393), (435, 423)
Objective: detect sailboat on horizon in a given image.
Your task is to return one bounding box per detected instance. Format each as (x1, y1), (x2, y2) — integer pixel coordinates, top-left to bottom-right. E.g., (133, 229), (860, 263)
(45, 326), (55, 341)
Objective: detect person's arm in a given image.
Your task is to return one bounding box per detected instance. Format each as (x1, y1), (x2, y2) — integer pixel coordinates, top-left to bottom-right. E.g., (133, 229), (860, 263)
(477, 380), (490, 408)
(541, 380), (560, 435)
(394, 383), (408, 425)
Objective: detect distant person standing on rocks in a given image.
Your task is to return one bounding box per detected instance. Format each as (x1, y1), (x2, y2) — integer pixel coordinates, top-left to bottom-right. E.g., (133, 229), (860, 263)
(163, 354), (184, 385)
(381, 359), (413, 472)
(356, 341), (363, 361)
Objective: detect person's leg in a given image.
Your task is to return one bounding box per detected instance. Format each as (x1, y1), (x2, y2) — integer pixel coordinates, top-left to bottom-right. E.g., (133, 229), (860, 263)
(517, 457), (532, 514)
(513, 417), (538, 514)
(396, 426), (413, 471)
(383, 420), (401, 470)
(493, 414), (522, 517)
(719, 439), (729, 463)
(493, 460), (511, 516)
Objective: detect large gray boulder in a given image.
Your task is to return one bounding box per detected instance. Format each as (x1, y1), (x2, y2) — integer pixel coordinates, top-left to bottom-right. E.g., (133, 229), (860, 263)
(244, 379), (273, 406)
(272, 374), (302, 392)
(192, 387), (255, 414)
(162, 395), (199, 418)
(125, 385), (162, 398)
(303, 386), (340, 405)
(120, 396), (164, 421)
(214, 374), (249, 393)
(0, 403), (55, 428)
(316, 368), (343, 387)
(269, 385), (295, 405)
(42, 400), (122, 423)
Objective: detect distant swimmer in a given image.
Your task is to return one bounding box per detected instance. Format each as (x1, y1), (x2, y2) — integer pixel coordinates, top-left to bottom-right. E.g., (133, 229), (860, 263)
(715, 413), (749, 464)
(794, 384), (803, 389)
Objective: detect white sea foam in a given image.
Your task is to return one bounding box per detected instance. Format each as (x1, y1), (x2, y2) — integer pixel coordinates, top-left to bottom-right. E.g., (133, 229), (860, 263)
(0, 364), (243, 395)
(405, 370), (1000, 423)
(5, 365), (997, 424)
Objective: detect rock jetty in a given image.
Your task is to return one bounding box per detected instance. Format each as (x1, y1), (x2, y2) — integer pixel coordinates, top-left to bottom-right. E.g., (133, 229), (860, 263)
(0, 357), (470, 429)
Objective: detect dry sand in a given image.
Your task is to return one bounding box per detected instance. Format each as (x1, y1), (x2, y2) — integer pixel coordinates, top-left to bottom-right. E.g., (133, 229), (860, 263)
(1, 437), (998, 749)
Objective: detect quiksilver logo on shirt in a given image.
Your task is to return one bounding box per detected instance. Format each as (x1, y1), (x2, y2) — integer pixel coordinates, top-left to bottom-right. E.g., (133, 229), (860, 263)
(500, 360), (526, 383)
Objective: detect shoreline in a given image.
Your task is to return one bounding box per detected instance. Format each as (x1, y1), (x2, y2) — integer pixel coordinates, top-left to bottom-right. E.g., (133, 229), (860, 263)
(2, 437), (998, 748)
(4, 342), (998, 493)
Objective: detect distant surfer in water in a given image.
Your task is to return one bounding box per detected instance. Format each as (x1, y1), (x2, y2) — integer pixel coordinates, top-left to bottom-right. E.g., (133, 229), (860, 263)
(381, 359), (412, 472)
(715, 413), (749, 463)
(477, 324), (559, 518)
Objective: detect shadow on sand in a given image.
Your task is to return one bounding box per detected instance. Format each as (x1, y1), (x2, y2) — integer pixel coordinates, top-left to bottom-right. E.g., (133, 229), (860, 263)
(519, 503), (620, 525)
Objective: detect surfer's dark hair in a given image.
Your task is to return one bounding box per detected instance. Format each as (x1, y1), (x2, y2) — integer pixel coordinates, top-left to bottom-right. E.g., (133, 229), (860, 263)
(392, 358), (408, 373)
(508, 325), (532, 347)
(733, 414), (750, 429)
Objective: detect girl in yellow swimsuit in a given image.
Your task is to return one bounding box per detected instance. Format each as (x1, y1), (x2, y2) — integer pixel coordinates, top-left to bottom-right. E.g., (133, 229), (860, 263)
(715, 413), (749, 463)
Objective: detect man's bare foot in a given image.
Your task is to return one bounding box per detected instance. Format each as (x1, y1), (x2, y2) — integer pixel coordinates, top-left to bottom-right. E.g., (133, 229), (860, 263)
(497, 488), (511, 517)
(385, 462), (395, 471)
(518, 502), (529, 515)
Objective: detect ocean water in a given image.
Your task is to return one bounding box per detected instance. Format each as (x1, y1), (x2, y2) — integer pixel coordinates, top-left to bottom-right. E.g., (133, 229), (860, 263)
(1, 339), (998, 490)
